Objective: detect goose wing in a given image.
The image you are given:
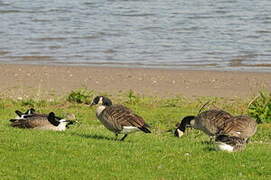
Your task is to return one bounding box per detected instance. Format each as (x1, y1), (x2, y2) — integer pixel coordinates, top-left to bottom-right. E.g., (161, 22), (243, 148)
(221, 116), (257, 138)
(119, 113), (151, 133)
(198, 110), (233, 124)
(104, 105), (151, 133)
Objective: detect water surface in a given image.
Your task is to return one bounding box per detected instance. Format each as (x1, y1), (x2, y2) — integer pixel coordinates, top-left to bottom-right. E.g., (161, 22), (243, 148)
(0, 0), (271, 71)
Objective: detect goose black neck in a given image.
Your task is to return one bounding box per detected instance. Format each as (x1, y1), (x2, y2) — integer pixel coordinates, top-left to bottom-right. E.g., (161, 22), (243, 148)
(48, 112), (60, 126)
(102, 97), (112, 106)
(15, 110), (23, 117)
(178, 116), (195, 132)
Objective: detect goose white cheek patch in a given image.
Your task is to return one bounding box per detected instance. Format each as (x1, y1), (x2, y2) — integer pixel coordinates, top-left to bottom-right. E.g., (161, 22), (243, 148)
(177, 129), (184, 137)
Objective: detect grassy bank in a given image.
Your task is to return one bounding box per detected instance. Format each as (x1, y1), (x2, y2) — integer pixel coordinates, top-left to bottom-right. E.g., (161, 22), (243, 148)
(0, 91), (270, 179)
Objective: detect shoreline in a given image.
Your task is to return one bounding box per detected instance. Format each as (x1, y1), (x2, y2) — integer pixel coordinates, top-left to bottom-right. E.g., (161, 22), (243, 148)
(2, 62), (271, 73)
(1, 63), (270, 99)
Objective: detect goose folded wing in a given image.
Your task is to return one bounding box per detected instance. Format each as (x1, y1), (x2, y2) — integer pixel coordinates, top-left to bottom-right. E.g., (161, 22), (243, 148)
(10, 116), (50, 128)
(118, 113), (151, 133)
(218, 118), (249, 138)
(10, 119), (35, 128)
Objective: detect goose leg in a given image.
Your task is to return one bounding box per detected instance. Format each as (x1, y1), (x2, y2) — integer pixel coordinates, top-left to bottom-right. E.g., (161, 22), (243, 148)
(115, 134), (118, 141)
(120, 134), (128, 141)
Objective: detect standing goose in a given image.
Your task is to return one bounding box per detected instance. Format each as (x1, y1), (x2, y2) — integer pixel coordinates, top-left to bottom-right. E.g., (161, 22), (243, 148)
(90, 96), (151, 141)
(174, 109), (233, 138)
(10, 112), (75, 131)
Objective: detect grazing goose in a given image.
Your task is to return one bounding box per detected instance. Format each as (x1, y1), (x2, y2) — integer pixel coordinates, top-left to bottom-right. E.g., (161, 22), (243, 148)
(10, 112), (75, 131)
(215, 135), (246, 152)
(174, 109), (233, 138)
(90, 96), (151, 141)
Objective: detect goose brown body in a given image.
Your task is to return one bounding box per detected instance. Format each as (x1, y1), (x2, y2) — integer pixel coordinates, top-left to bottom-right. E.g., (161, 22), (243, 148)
(10, 111), (74, 131)
(91, 96), (151, 141)
(11, 115), (54, 130)
(217, 115), (257, 141)
(97, 104), (150, 134)
(214, 116), (257, 152)
(192, 110), (233, 136)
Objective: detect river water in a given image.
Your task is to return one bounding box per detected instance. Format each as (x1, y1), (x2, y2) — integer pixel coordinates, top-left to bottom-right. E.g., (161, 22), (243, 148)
(0, 0), (271, 71)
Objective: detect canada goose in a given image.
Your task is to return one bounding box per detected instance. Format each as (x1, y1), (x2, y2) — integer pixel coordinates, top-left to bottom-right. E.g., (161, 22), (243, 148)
(10, 112), (75, 131)
(15, 108), (77, 122)
(216, 115), (257, 141)
(215, 135), (246, 152)
(90, 96), (151, 141)
(174, 109), (233, 138)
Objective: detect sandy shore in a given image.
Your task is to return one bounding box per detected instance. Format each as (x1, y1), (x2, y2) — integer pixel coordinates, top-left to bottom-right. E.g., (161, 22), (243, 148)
(0, 64), (270, 99)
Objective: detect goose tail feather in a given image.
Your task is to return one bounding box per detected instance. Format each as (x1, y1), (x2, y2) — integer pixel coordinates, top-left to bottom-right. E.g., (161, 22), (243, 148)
(139, 125), (151, 133)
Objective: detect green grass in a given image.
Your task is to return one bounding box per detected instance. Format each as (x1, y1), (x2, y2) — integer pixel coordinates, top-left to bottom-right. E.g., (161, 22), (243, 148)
(0, 92), (270, 180)
(67, 88), (94, 104)
(248, 91), (271, 123)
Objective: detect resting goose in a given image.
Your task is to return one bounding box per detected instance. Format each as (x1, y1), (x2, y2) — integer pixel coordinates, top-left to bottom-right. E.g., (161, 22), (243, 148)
(10, 112), (75, 131)
(90, 96), (151, 141)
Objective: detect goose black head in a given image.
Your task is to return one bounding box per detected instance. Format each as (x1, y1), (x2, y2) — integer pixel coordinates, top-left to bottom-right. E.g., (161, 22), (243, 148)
(48, 112), (74, 127)
(174, 116), (195, 137)
(90, 96), (112, 106)
(48, 112), (61, 126)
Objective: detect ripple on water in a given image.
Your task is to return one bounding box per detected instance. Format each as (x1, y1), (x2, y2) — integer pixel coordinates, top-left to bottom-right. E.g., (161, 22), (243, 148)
(0, 0), (270, 72)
